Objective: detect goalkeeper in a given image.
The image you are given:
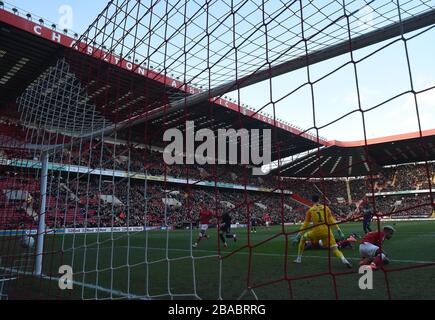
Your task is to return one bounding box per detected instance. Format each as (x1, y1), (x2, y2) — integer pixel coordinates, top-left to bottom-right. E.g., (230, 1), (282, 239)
(293, 194), (352, 268)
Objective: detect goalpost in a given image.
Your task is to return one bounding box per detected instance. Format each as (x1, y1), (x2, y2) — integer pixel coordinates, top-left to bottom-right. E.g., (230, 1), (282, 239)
(0, 0), (434, 300)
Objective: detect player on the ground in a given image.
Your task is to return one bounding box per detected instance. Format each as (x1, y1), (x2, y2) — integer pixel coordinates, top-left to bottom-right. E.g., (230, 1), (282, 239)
(360, 200), (373, 234)
(293, 194), (352, 268)
(192, 205), (213, 248)
(250, 213), (257, 233)
(219, 211), (237, 248)
(359, 225), (395, 270)
(263, 213), (271, 230)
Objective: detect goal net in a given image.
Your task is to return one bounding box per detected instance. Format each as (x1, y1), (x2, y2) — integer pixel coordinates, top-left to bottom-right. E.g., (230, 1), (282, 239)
(0, 0), (434, 300)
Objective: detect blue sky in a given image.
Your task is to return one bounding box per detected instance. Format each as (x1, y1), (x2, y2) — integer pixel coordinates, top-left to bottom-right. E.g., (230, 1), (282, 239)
(5, 0), (435, 142)
(4, 0), (107, 33)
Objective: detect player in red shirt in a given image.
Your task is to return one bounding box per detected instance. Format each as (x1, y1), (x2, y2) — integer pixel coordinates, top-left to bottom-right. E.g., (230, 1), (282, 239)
(193, 205), (214, 248)
(359, 225), (395, 270)
(263, 213), (271, 230)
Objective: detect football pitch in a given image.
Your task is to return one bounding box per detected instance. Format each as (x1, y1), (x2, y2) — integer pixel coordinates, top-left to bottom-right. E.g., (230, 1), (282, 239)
(1, 221), (435, 300)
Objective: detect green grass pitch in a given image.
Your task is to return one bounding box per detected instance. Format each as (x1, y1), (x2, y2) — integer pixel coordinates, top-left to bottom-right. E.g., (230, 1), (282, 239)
(1, 221), (435, 300)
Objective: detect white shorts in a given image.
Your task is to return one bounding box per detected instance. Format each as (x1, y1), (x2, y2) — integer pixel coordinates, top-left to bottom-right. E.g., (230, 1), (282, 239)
(359, 242), (379, 259)
(200, 224), (209, 232)
(266, 221), (270, 227)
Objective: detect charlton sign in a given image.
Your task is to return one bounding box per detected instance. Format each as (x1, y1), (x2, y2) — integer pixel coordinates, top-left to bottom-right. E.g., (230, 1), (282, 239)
(0, 8), (323, 144)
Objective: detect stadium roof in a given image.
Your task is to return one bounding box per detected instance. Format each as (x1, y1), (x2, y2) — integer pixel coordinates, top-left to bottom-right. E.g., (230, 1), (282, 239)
(0, 7), (325, 161)
(276, 130), (435, 178)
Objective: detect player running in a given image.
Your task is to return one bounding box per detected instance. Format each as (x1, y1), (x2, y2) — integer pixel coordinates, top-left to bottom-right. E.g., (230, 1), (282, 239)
(192, 205), (213, 248)
(293, 194), (352, 268)
(359, 225), (395, 270)
(219, 211), (237, 248)
(263, 213), (271, 230)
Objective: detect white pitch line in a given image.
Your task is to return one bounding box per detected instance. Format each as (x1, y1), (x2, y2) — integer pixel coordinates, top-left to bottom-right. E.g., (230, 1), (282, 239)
(65, 245), (435, 265)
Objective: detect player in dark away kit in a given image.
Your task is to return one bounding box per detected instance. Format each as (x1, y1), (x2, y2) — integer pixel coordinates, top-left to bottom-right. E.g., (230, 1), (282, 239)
(219, 211), (237, 248)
